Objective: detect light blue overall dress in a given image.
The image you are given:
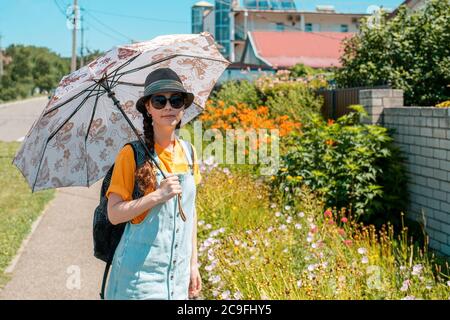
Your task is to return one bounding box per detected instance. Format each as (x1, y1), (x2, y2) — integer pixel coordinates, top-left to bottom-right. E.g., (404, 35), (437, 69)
(105, 139), (196, 300)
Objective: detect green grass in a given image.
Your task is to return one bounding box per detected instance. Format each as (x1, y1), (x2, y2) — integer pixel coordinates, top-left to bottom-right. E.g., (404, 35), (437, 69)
(0, 141), (55, 288)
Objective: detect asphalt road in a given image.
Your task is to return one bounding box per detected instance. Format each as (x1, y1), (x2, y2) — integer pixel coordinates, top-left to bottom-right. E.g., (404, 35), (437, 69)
(0, 97), (105, 299)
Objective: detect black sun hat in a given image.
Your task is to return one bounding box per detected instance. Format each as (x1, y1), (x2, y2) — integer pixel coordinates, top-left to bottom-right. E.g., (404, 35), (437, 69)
(136, 68), (195, 113)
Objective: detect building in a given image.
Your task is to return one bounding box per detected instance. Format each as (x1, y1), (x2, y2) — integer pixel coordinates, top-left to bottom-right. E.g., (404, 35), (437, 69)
(191, 0), (369, 67)
(192, 1), (215, 34)
(241, 31), (352, 69)
(388, 0), (429, 18)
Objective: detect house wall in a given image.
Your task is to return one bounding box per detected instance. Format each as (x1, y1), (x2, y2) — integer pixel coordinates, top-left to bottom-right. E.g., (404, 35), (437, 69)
(360, 89), (450, 256)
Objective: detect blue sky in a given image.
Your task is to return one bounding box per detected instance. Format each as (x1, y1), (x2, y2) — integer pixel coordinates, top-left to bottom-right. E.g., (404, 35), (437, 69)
(0, 0), (404, 57)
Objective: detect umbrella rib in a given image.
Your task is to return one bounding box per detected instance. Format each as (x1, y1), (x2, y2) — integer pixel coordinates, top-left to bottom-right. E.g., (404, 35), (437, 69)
(32, 84), (100, 192)
(106, 54), (142, 89)
(43, 82), (99, 117)
(84, 93), (101, 187)
(114, 54), (228, 78)
(42, 55), (141, 117)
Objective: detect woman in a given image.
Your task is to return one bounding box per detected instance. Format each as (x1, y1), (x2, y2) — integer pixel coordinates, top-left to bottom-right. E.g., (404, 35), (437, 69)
(104, 68), (202, 300)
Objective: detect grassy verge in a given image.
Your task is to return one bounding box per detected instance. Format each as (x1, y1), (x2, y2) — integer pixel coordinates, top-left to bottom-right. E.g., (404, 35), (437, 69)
(0, 141), (55, 288)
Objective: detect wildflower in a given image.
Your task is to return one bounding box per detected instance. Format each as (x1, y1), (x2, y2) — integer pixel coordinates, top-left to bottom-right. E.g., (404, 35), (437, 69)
(205, 224), (212, 230)
(284, 187), (289, 191)
(221, 290), (230, 300)
(267, 226), (274, 233)
(412, 264), (423, 276)
(307, 264), (316, 272)
(279, 224), (287, 231)
(361, 256), (369, 264)
(222, 167), (230, 175)
(250, 255), (256, 260)
(338, 228), (345, 236)
(270, 203), (277, 209)
(311, 243), (317, 249)
(324, 209), (332, 218)
(400, 279), (410, 292)
(198, 220), (205, 226)
(295, 223), (302, 230)
(306, 236), (313, 243)
(210, 230), (220, 237)
(357, 247), (367, 255)
(341, 217), (348, 223)
(275, 211), (282, 217)
(219, 227), (225, 233)
(298, 212), (305, 218)
(233, 291), (243, 300)
(401, 295), (416, 300)
(343, 239), (353, 246)
(297, 280), (302, 288)
(286, 216), (293, 224)
(328, 220), (335, 225)
(210, 275), (221, 284)
(246, 230), (252, 235)
(321, 262), (328, 268)
(282, 248), (288, 253)
(212, 290), (219, 297)
(307, 217), (313, 223)
(399, 265), (407, 271)
(447, 281), (450, 287)
(285, 205), (291, 210)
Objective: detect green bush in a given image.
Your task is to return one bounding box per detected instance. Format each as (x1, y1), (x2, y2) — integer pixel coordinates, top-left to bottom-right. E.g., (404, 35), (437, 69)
(211, 80), (262, 108)
(261, 82), (324, 123)
(272, 105), (409, 229)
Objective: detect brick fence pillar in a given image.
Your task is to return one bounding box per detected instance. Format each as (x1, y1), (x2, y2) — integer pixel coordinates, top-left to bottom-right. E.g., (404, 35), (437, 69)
(359, 89), (404, 125)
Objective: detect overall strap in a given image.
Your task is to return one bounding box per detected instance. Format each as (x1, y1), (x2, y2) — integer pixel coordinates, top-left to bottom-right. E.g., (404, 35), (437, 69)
(178, 139), (194, 174)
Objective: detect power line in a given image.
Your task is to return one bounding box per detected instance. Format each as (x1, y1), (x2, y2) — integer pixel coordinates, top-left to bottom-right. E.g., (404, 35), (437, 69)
(82, 7), (189, 24)
(83, 20), (127, 43)
(53, 0), (67, 16)
(82, 9), (135, 43)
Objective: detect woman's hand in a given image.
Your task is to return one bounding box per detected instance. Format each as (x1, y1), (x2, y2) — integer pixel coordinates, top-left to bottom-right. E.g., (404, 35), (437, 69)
(189, 264), (202, 299)
(155, 174), (182, 203)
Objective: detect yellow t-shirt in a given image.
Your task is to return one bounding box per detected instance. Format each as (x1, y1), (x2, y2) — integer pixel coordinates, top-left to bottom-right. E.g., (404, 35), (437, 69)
(106, 139), (201, 224)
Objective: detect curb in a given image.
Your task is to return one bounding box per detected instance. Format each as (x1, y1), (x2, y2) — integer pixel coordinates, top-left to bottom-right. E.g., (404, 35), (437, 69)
(3, 189), (59, 274)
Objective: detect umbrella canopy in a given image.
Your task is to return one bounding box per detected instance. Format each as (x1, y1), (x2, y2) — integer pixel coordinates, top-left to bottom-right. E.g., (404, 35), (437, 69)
(12, 32), (229, 192)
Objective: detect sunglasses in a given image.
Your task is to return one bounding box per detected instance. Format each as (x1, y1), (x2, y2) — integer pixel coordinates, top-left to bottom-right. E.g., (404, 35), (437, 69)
(149, 94), (186, 109)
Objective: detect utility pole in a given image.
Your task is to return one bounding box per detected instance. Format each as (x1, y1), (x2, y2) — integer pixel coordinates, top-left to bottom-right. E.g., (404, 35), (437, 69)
(71, 0), (78, 72)
(80, 13), (84, 67)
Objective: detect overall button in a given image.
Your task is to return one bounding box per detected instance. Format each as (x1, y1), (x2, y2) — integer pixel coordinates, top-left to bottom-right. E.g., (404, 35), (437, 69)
(175, 244), (178, 249)
(176, 228), (180, 233)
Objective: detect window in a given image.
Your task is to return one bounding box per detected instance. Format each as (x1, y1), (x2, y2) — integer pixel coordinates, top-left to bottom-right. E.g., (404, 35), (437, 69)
(341, 24), (349, 32)
(305, 23), (312, 32)
(276, 23), (285, 31)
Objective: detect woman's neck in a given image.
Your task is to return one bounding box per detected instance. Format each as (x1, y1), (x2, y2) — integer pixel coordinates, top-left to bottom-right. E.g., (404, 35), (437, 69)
(153, 124), (176, 149)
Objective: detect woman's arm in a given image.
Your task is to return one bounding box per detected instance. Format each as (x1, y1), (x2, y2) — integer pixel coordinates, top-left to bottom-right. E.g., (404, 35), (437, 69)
(107, 175), (181, 225)
(107, 190), (163, 225)
(191, 207), (199, 268)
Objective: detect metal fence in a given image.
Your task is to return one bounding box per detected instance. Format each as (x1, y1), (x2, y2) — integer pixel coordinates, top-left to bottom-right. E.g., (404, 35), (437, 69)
(317, 85), (391, 120)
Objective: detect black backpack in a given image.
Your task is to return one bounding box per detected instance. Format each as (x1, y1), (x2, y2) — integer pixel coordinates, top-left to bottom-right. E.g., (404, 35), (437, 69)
(93, 138), (194, 299)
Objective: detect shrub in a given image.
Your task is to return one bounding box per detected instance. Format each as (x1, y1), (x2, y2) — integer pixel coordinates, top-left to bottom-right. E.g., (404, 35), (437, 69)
(335, 0), (450, 106)
(272, 105), (409, 230)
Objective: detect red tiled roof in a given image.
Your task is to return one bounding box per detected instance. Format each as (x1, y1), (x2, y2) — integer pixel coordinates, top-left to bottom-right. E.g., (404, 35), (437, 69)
(248, 31), (354, 68)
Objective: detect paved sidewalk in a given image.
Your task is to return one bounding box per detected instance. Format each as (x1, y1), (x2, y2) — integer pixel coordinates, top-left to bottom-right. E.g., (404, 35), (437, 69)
(0, 182), (106, 300)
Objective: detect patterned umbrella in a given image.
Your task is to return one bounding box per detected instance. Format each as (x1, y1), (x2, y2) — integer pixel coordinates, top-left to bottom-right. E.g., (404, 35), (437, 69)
(12, 32), (229, 192)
